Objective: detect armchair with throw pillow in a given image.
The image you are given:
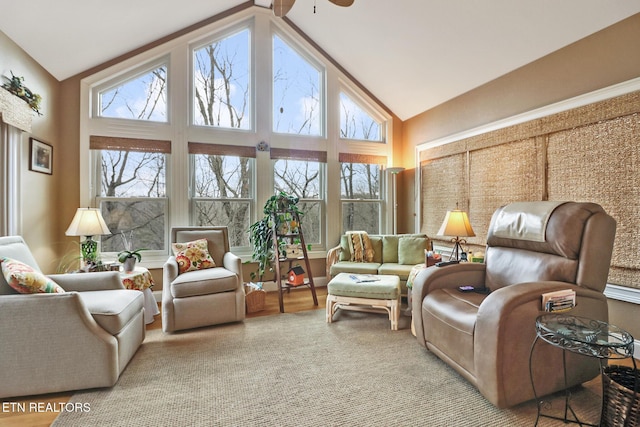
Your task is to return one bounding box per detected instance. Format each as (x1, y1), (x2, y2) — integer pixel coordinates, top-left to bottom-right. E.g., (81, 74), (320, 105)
(411, 201), (616, 408)
(162, 226), (245, 332)
(0, 235), (145, 398)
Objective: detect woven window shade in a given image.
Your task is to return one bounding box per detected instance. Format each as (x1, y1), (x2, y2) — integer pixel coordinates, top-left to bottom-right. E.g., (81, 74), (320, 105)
(188, 142), (256, 158)
(419, 90), (640, 289)
(338, 152), (386, 165)
(90, 135), (171, 153)
(270, 148), (327, 162)
(547, 112), (640, 286)
(420, 153), (467, 239)
(466, 137), (544, 247)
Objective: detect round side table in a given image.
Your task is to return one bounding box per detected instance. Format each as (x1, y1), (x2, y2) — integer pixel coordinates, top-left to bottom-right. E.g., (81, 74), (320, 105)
(530, 314), (636, 426)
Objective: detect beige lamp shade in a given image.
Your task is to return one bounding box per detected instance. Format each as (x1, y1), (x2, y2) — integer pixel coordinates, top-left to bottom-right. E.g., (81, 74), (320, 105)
(437, 210), (475, 238)
(65, 208), (111, 237)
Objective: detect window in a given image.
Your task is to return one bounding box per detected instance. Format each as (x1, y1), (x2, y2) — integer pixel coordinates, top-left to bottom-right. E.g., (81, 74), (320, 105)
(340, 92), (383, 142)
(272, 149), (326, 246)
(339, 153), (384, 234)
(84, 11), (393, 261)
(192, 27), (251, 129)
(91, 136), (170, 254)
(97, 63), (168, 122)
(190, 143), (255, 248)
(273, 34), (323, 136)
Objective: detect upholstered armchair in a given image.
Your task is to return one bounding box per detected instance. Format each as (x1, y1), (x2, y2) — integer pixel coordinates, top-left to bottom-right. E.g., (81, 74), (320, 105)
(162, 226), (245, 333)
(0, 236), (145, 398)
(411, 201), (616, 408)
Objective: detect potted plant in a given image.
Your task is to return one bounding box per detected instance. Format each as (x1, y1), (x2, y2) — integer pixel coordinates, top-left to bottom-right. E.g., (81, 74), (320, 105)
(247, 191), (303, 282)
(117, 231), (146, 272)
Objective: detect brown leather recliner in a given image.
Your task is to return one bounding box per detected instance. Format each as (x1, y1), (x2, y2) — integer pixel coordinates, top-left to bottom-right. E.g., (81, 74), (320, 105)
(411, 201), (616, 408)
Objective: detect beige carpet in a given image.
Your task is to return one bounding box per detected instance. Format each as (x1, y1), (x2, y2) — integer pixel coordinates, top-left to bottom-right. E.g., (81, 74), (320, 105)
(53, 310), (601, 426)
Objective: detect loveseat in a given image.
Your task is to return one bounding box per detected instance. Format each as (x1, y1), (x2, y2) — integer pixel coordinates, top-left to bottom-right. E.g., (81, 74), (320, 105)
(326, 233), (432, 294)
(0, 236), (145, 398)
(411, 201), (616, 408)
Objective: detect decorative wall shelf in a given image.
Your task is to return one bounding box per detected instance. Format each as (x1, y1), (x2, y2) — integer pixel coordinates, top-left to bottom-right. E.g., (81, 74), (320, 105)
(0, 88), (33, 133)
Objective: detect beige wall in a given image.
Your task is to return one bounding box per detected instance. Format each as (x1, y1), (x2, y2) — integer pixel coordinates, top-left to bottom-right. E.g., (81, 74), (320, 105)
(0, 31), (63, 273)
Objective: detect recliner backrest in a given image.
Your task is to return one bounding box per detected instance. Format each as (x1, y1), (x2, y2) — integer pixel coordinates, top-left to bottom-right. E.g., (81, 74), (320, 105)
(485, 202), (616, 292)
(0, 236), (42, 295)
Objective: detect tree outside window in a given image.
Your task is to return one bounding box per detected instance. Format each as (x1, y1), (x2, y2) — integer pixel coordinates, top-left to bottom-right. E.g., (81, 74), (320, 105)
(340, 161), (381, 234)
(192, 151), (253, 248)
(273, 34), (323, 136)
(340, 92), (383, 142)
(193, 28), (251, 129)
(273, 157), (323, 245)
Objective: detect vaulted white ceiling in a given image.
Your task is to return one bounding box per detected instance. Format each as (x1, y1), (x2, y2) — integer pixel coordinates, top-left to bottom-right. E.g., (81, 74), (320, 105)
(1, 1), (639, 120)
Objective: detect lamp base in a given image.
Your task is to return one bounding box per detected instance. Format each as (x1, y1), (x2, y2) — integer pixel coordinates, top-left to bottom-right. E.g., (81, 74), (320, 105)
(81, 236), (98, 265)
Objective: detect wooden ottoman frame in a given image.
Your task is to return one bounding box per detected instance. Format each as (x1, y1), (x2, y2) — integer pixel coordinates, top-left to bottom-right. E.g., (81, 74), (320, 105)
(326, 273), (400, 330)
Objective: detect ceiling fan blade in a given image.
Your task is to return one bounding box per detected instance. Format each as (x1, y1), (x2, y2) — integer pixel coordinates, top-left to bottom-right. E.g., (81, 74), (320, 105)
(328, 0), (354, 6)
(273, 0), (296, 17)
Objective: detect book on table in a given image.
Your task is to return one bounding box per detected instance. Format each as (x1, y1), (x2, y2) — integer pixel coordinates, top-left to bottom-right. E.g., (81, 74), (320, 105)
(541, 289), (576, 312)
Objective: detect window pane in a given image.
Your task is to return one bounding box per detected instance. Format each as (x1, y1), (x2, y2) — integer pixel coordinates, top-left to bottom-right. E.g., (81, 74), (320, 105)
(100, 199), (166, 251)
(193, 29), (251, 129)
(192, 154), (253, 248)
(342, 202), (379, 234)
(340, 92), (382, 141)
(297, 201), (321, 245)
(273, 35), (322, 136)
(274, 159), (320, 198)
(193, 200), (251, 247)
(100, 151), (166, 197)
(99, 66), (167, 122)
(340, 163), (380, 199)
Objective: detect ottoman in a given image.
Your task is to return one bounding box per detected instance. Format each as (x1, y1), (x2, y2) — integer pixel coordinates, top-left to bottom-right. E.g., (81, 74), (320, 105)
(326, 273), (401, 330)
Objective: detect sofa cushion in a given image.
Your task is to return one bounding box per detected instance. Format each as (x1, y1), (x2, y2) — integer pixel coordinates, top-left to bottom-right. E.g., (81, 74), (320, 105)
(382, 235), (399, 263)
(377, 263), (415, 281)
(171, 238), (216, 274)
(330, 262), (380, 276)
(398, 235), (429, 264)
(170, 267), (238, 298)
(79, 290), (143, 335)
(0, 257), (65, 294)
(338, 235), (351, 261)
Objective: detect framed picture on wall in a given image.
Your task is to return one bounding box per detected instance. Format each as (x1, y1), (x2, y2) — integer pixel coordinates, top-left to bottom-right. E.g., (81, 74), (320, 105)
(29, 137), (53, 175)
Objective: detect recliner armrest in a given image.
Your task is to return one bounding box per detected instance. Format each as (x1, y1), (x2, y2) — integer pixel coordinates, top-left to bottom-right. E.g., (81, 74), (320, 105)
(411, 263), (486, 347)
(48, 271), (125, 292)
(223, 251), (243, 286)
(0, 292), (119, 398)
(474, 281), (607, 407)
(326, 245), (342, 277)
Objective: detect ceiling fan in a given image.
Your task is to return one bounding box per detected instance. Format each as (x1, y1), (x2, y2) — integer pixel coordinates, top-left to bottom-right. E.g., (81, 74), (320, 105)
(272, 0), (355, 18)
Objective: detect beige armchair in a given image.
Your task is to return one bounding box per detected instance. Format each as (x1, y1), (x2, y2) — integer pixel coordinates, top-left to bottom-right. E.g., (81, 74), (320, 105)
(162, 226), (245, 332)
(0, 236), (145, 398)
(412, 201), (616, 408)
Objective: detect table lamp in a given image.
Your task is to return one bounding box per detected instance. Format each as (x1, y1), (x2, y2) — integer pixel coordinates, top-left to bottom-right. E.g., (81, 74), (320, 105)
(437, 207), (475, 260)
(65, 207), (112, 265)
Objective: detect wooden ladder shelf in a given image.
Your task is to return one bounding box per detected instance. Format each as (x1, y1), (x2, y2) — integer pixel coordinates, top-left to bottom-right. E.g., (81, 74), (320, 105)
(271, 209), (318, 313)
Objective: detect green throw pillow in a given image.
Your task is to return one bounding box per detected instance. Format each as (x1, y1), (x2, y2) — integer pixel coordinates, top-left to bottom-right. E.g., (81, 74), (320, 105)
(398, 236), (428, 265)
(382, 235), (399, 263)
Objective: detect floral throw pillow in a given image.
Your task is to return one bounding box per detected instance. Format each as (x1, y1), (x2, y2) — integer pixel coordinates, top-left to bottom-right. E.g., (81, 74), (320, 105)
(0, 257), (65, 294)
(171, 238), (216, 274)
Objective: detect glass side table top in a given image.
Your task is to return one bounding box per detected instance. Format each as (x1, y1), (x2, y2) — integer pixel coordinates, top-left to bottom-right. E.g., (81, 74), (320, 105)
(536, 314), (634, 360)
